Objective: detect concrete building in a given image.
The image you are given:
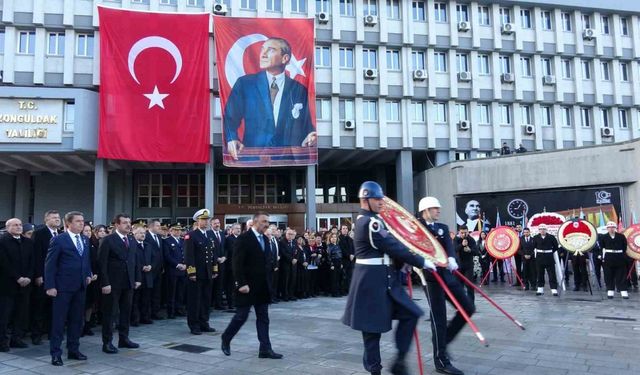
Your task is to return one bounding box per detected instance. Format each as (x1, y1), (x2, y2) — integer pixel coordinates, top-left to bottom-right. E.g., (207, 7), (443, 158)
(0, 0), (639, 229)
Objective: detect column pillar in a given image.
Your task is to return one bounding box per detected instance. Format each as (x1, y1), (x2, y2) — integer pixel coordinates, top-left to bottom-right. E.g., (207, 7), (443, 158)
(204, 147), (215, 214)
(435, 151), (449, 166)
(93, 159), (108, 225)
(305, 165), (316, 231)
(14, 170), (30, 221)
(395, 150), (414, 211)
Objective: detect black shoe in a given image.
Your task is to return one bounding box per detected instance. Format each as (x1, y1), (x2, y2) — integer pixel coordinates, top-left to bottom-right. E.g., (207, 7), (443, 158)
(221, 339), (231, 356)
(9, 339), (28, 349)
(258, 349), (283, 359)
(102, 343), (118, 354)
(151, 314), (165, 320)
(390, 360), (408, 375)
(200, 326), (216, 333)
(176, 310), (187, 317)
(51, 356), (63, 366)
(0, 343), (9, 352)
(190, 329), (202, 335)
(130, 322), (139, 327)
(81, 326), (94, 337)
(524, 286), (530, 291)
(140, 319), (154, 324)
(118, 338), (140, 349)
(68, 351), (87, 360)
(435, 363), (464, 375)
(167, 314), (176, 319)
(31, 336), (42, 345)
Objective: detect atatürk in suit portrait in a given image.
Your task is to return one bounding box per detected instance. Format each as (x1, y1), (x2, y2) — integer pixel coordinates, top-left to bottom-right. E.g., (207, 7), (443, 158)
(224, 37), (316, 160)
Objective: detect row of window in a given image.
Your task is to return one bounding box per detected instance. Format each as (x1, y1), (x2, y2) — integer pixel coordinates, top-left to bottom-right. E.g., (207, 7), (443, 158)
(0, 31), (94, 57)
(317, 46), (636, 82)
(315, 98), (635, 129)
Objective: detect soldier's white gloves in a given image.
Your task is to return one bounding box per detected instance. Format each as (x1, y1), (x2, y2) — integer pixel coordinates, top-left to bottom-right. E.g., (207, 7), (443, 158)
(423, 259), (436, 271)
(447, 257), (459, 272)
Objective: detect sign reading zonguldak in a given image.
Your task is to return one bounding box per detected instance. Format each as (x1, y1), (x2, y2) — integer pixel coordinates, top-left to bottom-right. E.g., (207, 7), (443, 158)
(0, 99), (64, 143)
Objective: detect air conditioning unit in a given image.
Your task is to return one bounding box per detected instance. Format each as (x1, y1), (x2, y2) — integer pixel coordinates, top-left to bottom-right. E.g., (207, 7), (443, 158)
(457, 21), (470, 32)
(344, 120), (355, 130)
(412, 69), (427, 81)
(543, 75), (556, 85)
(364, 15), (378, 26)
(524, 124), (535, 135)
(363, 68), (378, 79)
(317, 12), (329, 24)
(501, 23), (515, 34)
(458, 120), (470, 130)
(501, 73), (515, 83)
(213, 3), (227, 15)
(601, 127), (614, 137)
(457, 71), (471, 81)
(583, 28), (595, 40)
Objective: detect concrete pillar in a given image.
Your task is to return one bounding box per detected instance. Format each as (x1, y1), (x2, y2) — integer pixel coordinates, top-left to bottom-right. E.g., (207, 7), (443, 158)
(435, 151), (449, 166)
(14, 170), (30, 221)
(93, 159), (108, 225)
(395, 150), (414, 211)
(305, 165), (316, 231)
(205, 147), (215, 214)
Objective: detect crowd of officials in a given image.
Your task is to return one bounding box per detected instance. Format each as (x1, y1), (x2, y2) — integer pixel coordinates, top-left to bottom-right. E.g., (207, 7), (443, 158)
(0, 209), (357, 365)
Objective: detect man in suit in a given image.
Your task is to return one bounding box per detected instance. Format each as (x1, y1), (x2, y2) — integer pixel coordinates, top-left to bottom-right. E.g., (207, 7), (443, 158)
(221, 212), (283, 359)
(30, 210), (61, 345)
(454, 225), (479, 303)
(209, 218), (227, 310)
(184, 209), (218, 335)
(98, 214), (141, 354)
(279, 229), (297, 301)
(45, 211), (93, 366)
(223, 223), (241, 310)
(163, 224), (186, 319)
(224, 37), (316, 161)
(144, 220), (165, 320)
(338, 224), (355, 295)
(519, 228), (536, 290)
(132, 225), (154, 325)
(0, 218), (34, 352)
(267, 225), (280, 303)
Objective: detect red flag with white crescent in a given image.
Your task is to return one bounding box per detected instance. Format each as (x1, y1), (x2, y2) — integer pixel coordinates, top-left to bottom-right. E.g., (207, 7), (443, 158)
(98, 7), (210, 163)
(213, 16), (317, 167)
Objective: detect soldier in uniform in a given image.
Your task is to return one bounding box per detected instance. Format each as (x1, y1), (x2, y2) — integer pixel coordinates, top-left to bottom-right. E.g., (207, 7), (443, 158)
(598, 221), (629, 299)
(532, 224), (559, 296)
(164, 224), (187, 319)
(342, 182), (436, 375)
(417, 197), (473, 375)
(184, 209), (218, 335)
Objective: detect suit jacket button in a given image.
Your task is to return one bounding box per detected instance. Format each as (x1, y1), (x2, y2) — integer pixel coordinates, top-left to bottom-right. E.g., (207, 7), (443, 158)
(387, 275), (391, 279)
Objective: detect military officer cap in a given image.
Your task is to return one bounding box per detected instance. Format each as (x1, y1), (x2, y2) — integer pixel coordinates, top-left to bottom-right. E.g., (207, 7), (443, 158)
(358, 181), (384, 199)
(193, 208), (211, 221)
(170, 222), (183, 230)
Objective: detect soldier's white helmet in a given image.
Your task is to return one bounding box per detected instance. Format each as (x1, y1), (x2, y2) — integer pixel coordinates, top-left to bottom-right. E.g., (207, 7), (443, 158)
(606, 221), (617, 228)
(418, 196), (441, 212)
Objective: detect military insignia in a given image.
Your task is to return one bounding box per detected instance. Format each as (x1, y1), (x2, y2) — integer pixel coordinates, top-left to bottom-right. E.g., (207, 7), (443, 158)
(362, 189), (369, 197)
(370, 220), (380, 232)
(438, 228), (444, 236)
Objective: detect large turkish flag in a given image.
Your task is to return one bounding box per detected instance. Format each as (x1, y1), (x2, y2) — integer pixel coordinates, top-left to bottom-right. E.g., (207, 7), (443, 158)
(98, 7), (210, 163)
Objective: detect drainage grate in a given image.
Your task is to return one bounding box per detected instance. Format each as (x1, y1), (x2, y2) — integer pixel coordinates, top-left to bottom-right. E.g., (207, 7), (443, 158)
(571, 298), (601, 302)
(167, 344), (213, 353)
(595, 316), (637, 322)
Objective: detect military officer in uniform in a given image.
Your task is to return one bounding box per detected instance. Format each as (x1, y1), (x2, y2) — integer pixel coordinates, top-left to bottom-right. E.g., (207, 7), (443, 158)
(531, 224), (559, 296)
(598, 221), (629, 299)
(164, 224), (187, 319)
(184, 209), (218, 335)
(417, 197), (473, 375)
(342, 182), (436, 375)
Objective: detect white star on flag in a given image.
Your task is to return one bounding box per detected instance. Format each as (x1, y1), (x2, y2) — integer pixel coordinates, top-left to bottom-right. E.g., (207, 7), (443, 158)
(143, 85), (169, 109)
(285, 53), (307, 80)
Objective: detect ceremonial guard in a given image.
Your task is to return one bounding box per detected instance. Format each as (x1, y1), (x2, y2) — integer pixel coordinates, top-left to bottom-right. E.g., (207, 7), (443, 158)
(598, 222), (629, 299)
(532, 224), (559, 296)
(184, 209), (218, 335)
(519, 228), (536, 291)
(342, 182), (434, 375)
(418, 197), (473, 375)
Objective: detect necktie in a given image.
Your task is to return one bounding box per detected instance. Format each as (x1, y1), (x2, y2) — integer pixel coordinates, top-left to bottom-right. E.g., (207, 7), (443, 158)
(215, 231), (220, 243)
(123, 236), (129, 248)
(259, 235), (265, 252)
(270, 77), (279, 105)
(75, 235), (83, 256)
(51, 230), (57, 237)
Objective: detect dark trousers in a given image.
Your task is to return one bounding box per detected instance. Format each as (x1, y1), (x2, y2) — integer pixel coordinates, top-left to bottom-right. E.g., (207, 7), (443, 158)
(480, 256), (491, 284)
(342, 260), (354, 293)
(513, 254), (522, 283)
(361, 299), (418, 373)
(101, 288), (133, 343)
(628, 260), (638, 287)
(270, 269), (278, 302)
(221, 303), (271, 352)
(459, 266), (475, 303)
(224, 269), (236, 307)
(151, 273), (163, 315)
(491, 258), (504, 281)
(536, 262), (558, 289)
(288, 267), (297, 298)
(132, 287), (152, 323)
(29, 284), (51, 340)
(308, 269), (318, 296)
(212, 266), (224, 308)
(603, 263), (627, 291)
(426, 269), (475, 366)
(330, 261), (342, 296)
(522, 258), (536, 288)
(278, 266), (290, 300)
(187, 278), (212, 330)
(0, 290), (30, 344)
(166, 276), (186, 315)
(593, 256), (603, 287)
(572, 256), (588, 289)
(50, 289), (85, 357)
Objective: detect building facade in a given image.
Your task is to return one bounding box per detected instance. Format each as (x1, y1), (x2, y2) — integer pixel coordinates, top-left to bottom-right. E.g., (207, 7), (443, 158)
(1, 0), (639, 229)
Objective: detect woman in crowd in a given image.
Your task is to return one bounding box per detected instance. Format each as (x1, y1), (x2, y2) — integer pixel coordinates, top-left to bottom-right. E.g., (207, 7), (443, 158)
(295, 236), (310, 299)
(307, 235), (323, 297)
(327, 233), (343, 297)
(477, 231), (491, 285)
(82, 224), (105, 336)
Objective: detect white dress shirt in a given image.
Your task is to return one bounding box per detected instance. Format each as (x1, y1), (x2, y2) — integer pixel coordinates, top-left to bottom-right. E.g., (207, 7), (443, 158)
(265, 70), (285, 126)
